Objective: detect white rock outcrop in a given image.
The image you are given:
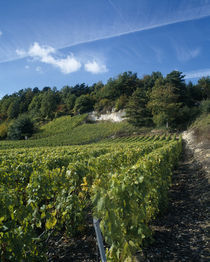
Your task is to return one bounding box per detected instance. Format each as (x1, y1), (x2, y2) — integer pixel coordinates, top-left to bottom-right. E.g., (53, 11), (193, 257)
(88, 110), (126, 122)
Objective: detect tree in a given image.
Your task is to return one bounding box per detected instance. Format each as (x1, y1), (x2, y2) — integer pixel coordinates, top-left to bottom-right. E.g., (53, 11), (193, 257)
(165, 70), (187, 104)
(28, 94), (42, 116)
(197, 77), (210, 100)
(7, 98), (20, 119)
(147, 79), (181, 127)
(74, 94), (94, 114)
(40, 91), (58, 119)
(142, 71), (163, 91)
(126, 88), (152, 127)
(99, 72), (139, 100)
(7, 115), (34, 140)
(64, 93), (76, 113)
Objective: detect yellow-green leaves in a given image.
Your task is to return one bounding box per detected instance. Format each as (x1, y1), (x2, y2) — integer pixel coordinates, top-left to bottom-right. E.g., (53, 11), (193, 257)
(45, 216), (57, 230)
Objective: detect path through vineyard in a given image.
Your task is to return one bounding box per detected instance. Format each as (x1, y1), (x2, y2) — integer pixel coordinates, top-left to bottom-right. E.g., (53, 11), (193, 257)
(140, 137), (210, 262)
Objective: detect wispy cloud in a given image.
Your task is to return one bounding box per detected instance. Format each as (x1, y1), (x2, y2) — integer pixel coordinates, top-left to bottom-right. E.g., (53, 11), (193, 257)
(150, 46), (163, 63)
(0, 31), (2, 37)
(16, 42), (81, 74)
(184, 68), (210, 79)
(61, 13), (210, 51)
(1, 0), (210, 65)
(175, 46), (201, 62)
(84, 60), (108, 74)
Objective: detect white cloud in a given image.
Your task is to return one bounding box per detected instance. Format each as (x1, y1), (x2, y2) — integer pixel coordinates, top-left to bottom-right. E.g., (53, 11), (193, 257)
(184, 68), (210, 79)
(0, 31), (2, 37)
(16, 49), (26, 57)
(16, 42), (81, 74)
(84, 60), (108, 74)
(176, 47), (200, 62)
(28, 42), (55, 57)
(25, 65), (30, 69)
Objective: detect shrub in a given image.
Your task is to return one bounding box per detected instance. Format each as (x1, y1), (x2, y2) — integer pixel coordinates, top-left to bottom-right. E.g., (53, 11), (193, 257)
(0, 122), (8, 139)
(7, 115), (34, 140)
(200, 99), (210, 114)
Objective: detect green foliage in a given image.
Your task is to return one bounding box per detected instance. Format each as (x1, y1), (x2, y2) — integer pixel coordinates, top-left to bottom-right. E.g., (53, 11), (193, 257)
(126, 88), (152, 127)
(94, 98), (114, 113)
(28, 94), (42, 116)
(7, 98), (20, 119)
(197, 77), (210, 99)
(147, 79), (181, 127)
(200, 99), (210, 113)
(40, 91), (58, 119)
(0, 70), (209, 130)
(99, 71), (139, 100)
(7, 115), (34, 140)
(64, 93), (76, 112)
(74, 94), (94, 114)
(115, 94), (128, 111)
(0, 122), (8, 139)
(0, 136), (182, 261)
(0, 114), (139, 149)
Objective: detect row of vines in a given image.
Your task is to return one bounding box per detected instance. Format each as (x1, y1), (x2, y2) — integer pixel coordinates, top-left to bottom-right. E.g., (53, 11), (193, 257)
(0, 136), (182, 261)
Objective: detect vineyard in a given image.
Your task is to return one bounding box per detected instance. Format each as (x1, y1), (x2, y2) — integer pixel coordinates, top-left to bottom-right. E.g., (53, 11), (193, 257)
(0, 115), (141, 150)
(0, 134), (182, 261)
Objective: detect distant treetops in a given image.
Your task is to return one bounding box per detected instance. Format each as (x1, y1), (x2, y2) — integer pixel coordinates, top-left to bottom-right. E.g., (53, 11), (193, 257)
(0, 71), (209, 139)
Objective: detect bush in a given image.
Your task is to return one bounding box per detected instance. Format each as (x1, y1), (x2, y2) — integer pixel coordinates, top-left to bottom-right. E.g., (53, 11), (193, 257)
(115, 95), (128, 111)
(200, 99), (210, 114)
(8, 115), (34, 140)
(94, 98), (114, 113)
(0, 122), (8, 139)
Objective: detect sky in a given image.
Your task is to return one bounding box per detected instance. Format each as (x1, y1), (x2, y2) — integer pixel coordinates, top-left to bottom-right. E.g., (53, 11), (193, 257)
(0, 0), (210, 97)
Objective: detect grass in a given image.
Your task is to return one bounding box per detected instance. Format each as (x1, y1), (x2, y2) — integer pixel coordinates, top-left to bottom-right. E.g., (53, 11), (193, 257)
(190, 113), (210, 142)
(0, 114), (141, 149)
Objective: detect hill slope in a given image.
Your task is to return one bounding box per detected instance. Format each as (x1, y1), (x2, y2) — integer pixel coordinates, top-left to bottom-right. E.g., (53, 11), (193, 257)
(0, 114), (143, 149)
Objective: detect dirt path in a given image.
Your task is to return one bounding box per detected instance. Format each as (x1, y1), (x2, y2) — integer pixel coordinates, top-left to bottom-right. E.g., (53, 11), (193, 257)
(139, 139), (210, 261)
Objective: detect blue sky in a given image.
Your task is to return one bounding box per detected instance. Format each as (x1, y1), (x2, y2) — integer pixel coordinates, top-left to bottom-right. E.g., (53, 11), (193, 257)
(0, 0), (210, 97)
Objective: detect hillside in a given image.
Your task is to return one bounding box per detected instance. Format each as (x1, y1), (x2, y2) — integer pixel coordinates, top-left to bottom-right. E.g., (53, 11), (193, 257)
(0, 71), (209, 143)
(0, 114), (145, 149)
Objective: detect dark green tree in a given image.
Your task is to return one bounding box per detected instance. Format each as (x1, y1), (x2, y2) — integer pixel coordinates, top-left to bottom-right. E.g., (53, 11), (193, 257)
(40, 91), (58, 119)
(126, 88), (152, 127)
(147, 79), (181, 127)
(99, 72), (139, 100)
(197, 77), (210, 100)
(74, 94), (94, 114)
(64, 93), (76, 113)
(7, 115), (34, 140)
(7, 98), (20, 119)
(165, 70), (187, 104)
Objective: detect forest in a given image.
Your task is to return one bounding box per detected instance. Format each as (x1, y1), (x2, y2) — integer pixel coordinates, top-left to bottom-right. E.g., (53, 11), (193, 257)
(0, 70), (209, 140)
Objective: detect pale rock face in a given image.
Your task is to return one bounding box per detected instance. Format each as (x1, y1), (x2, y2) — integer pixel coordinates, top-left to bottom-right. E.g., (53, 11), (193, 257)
(88, 110), (126, 122)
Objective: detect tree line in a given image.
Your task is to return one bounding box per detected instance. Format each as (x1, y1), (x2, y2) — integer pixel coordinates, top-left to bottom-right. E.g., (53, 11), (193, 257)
(0, 70), (209, 139)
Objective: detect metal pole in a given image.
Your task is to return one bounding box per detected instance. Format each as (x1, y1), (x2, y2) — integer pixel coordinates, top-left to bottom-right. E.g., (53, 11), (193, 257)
(93, 217), (107, 262)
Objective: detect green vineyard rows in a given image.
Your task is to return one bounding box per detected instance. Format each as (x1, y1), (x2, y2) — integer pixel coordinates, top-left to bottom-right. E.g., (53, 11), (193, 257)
(0, 115), (140, 150)
(0, 135), (182, 261)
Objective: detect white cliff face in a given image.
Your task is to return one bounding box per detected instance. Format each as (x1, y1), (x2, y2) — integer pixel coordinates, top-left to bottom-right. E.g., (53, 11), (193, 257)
(88, 110), (126, 122)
